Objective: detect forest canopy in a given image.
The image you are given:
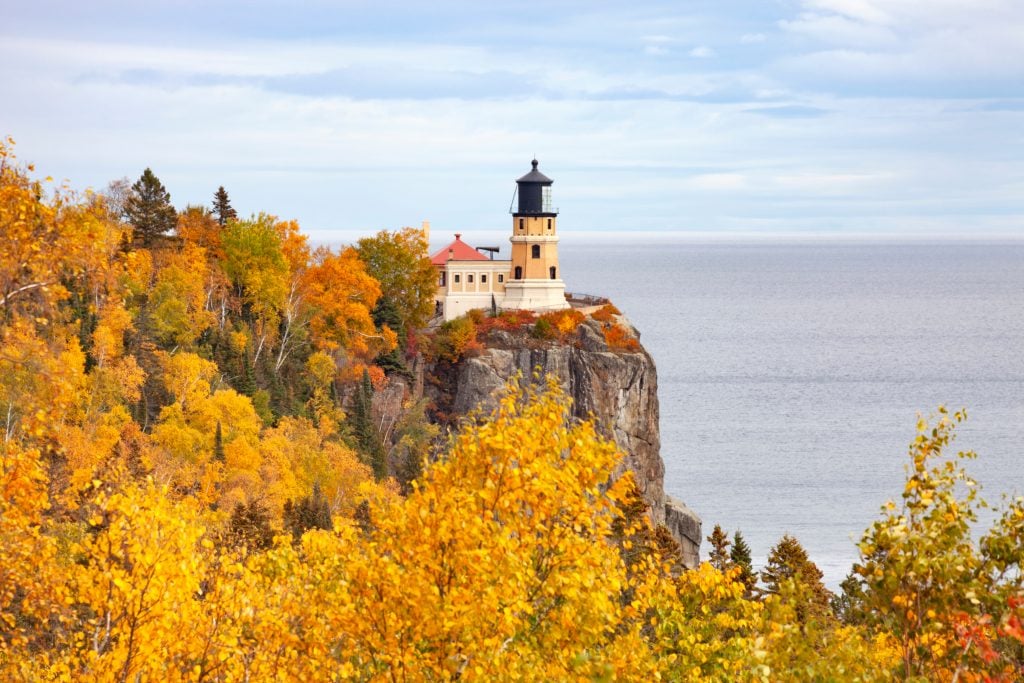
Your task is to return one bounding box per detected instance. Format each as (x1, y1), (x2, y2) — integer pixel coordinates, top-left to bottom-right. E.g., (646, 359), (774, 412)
(1, 139), (1022, 681)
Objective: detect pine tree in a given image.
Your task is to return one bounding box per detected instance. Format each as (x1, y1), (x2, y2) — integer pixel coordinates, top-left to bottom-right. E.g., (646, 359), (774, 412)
(125, 168), (177, 246)
(212, 185), (237, 226)
(283, 483), (333, 541)
(213, 421), (225, 462)
(227, 501), (274, 551)
(762, 534), (832, 619)
(706, 524), (732, 571)
(350, 368), (386, 480)
(730, 530), (757, 594)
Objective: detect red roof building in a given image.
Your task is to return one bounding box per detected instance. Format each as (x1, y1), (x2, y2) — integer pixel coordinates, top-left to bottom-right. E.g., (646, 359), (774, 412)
(429, 233), (490, 265)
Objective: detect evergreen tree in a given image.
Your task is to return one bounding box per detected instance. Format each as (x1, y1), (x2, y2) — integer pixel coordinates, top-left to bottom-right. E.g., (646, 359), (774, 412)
(762, 534), (832, 620)
(283, 483), (333, 541)
(213, 421), (225, 462)
(125, 168), (177, 246)
(212, 185), (237, 226)
(730, 530), (757, 594)
(706, 524), (732, 571)
(350, 368), (386, 480)
(227, 501), (274, 551)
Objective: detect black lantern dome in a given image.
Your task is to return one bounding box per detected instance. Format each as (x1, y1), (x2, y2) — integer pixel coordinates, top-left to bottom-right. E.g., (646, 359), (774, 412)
(514, 159), (556, 216)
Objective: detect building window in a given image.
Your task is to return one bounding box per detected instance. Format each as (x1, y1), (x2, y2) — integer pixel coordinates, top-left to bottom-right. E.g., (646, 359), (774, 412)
(468, 274), (474, 284)
(550, 266), (557, 279)
(519, 218), (524, 231)
(454, 274), (460, 284)
(547, 218), (552, 230)
(481, 274), (487, 283)
(531, 244), (540, 258)
(514, 266), (522, 279)
(498, 274), (504, 283)
(439, 272), (446, 287)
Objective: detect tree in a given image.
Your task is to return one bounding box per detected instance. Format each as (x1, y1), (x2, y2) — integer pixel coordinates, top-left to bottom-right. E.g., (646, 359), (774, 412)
(730, 530), (757, 594)
(228, 500), (274, 551)
(125, 168), (176, 246)
(847, 408), (1024, 679)
(283, 482), (333, 541)
(706, 524), (732, 571)
(212, 185), (237, 226)
(350, 367), (386, 479)
(761, 534), (832, 621)
(356, 227), (437, 337)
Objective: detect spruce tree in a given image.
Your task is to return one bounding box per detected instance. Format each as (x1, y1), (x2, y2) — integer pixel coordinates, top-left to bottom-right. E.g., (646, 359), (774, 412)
(227, 501), (274, 551)
(730, 530), (757, 594)
(283, 482), (333, 541)
(125, 168), (177, 246)
(213, 421), (225, 462)
(351, 368), (386, 480)
(706, 524), (732, 571)
(212, 185), (237, 226)
(761, 534), (832, 619)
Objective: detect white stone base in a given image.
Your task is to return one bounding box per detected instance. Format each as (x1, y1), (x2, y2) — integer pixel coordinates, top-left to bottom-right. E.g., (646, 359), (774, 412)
(501, 279), (569, 312)
(439, 292), (501, 321)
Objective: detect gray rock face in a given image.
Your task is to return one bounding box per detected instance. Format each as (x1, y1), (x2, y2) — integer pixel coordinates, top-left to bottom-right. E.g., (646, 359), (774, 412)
(426, 318), (702, 566)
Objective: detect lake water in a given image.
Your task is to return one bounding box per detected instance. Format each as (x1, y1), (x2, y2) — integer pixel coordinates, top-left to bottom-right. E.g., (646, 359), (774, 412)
(559, 237), (1024, 587)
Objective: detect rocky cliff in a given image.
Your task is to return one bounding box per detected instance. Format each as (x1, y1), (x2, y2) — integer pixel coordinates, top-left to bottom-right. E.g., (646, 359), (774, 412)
(422, 316), (702, 567)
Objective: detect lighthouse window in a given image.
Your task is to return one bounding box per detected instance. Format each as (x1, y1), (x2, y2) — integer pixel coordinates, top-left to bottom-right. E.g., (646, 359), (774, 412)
(547, 219), (552, 230)
(519, 218), (524, 231)
(514, 266), (522, 279)
(542, 186), (552, 213)
(531, 245), (540, 258)
(550, 266), (557, 279)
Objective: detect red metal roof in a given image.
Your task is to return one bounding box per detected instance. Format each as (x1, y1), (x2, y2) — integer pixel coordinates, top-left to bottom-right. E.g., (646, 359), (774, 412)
(430, 233), (490, 265)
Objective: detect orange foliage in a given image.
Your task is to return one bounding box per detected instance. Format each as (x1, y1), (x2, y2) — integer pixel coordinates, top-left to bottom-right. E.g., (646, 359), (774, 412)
(591, 303), (621, 323)
(603, 322), (641, 352)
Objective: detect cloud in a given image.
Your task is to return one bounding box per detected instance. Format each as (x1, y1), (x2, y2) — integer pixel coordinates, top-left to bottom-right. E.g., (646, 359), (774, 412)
(740, 33), (766, 44)
(689, 46), (716, 58)
(742, 105), (830, 118)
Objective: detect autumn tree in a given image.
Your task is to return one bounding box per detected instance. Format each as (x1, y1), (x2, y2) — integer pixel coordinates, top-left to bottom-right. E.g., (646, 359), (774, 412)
(356, 226), (437, 338)
(212, 185), (237, 226)
(125, 168), (176, 246)
(846, 407), (1024, 679)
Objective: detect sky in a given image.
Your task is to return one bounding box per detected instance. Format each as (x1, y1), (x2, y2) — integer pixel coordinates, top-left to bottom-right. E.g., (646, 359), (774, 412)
(2, 0), (1022, 241)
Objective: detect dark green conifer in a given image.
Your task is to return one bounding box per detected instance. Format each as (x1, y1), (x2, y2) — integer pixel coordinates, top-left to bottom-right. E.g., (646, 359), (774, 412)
(351, 368), (387, 479)
(213, 421), (225, 462)
(283, 482), (333, 541)
(227, 501), (274, 551)
(125, 168), (177, 246)
(212, 185), (237, 226)
(730, 530), (757, 594)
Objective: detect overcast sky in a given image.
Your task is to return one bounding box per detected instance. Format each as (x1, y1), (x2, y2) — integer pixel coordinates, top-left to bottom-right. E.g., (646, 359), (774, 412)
(2, 0), (1022, 240)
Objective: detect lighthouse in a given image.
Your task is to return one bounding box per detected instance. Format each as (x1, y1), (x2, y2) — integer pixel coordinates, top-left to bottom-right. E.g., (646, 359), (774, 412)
(501, 159), (569, 312)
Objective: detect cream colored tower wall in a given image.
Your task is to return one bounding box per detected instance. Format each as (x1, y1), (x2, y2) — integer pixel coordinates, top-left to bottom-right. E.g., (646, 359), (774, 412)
(504, 212), (567, 312)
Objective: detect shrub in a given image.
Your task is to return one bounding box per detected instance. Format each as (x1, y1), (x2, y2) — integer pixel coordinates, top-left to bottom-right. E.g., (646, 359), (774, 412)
(591, 303), (621, 323)
(533, 309), (585, 342)
(432, 316), (479, 362)
(603, 323), (640, 352)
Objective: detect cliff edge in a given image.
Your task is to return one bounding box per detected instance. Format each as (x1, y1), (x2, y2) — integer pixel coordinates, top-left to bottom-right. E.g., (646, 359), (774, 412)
(423, 315), (702, 567)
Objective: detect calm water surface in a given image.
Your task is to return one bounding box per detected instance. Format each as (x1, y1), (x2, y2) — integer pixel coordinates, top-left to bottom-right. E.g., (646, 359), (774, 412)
(559, 238), (1024, 586)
